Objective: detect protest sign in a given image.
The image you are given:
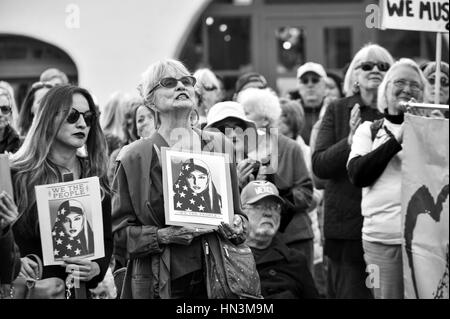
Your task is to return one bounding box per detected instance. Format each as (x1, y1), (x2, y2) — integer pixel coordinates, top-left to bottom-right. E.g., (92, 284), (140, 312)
(35, 176), (104, 266)
(161, 148), (234, 229)
(380, 0), (448, 104)
(380, 0), (449, 33)
(402, 114), (449, 299)
(0, 154), (13, 199)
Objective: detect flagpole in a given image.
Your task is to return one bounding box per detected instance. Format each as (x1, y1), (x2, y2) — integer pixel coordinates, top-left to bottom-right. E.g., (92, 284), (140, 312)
(434, 32), (442, 105)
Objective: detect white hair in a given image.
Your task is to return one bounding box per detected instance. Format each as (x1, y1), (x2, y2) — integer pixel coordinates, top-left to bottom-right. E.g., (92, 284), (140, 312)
(237, 88), (281, 127)
(89, 267), (117, 299)
(139, 59), (191, 105)
(343, 43), (395, 96)
(193, 68), (220, 93)
(377, 58), (427, 113)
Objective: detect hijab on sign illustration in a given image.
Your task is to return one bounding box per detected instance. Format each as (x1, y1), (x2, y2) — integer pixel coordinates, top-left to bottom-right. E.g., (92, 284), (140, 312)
(52, 199), (94, 260)
(173, 158), (222, 214)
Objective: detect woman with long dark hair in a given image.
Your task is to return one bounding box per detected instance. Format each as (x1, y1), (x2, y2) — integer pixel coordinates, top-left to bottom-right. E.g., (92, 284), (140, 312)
(3, 85), (112, 295)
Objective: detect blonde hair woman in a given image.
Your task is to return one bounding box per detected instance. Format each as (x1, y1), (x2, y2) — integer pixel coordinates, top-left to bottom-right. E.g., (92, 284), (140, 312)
(112, 59), (247, 299)
(347, 58), (427, 299)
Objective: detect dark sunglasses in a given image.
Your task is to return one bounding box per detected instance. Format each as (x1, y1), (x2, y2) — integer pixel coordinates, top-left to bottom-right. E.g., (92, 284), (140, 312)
(0, 105), (11, 115)
(66, 109), (96, 126)
(428, 77), (449, 87)
(300, 76), (321, 85)
(148, 76), (197, 95)
(356, 61), (390, 72)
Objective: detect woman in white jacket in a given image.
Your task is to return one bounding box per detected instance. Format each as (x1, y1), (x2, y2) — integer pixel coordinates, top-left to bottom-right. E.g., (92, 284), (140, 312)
(347, 58), (427, 299)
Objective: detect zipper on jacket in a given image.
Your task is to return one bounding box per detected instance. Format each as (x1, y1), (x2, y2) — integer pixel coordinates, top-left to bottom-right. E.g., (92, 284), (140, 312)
(224, 246), (229, 258)
(205, 241), (209, 255)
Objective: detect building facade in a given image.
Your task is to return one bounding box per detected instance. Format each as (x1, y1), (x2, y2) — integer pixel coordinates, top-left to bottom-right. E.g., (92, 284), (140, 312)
(1, 0), (448, 105)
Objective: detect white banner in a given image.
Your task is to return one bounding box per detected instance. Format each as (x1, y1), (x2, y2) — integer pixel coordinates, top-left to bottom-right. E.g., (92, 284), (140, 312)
(380, 0), (449, 33)
(402, 114), (449, 299)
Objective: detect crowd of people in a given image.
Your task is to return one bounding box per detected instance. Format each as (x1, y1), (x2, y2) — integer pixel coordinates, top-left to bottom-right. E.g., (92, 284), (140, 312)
(0, 42), (448, 299)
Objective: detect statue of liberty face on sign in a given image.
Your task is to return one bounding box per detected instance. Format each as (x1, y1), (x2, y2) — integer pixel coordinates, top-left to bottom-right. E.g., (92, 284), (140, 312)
(52, 199), (94, 260)
(173, 158), (222, 215)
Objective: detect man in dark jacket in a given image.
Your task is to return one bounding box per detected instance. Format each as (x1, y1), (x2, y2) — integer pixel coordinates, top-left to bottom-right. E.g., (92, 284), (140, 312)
(312, 94), (382, 298)
(242, 181), (319, 299)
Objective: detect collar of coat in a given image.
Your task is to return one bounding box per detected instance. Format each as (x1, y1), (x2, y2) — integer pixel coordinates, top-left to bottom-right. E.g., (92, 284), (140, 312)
(252, 234), (296, 265)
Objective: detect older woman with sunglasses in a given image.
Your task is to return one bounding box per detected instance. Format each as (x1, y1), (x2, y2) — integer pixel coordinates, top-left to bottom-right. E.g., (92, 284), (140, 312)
(347, 58), (428, 299)
(0, 89), (21, 154)
(17, 81), (54, 137)
(112, 59), (247, 299)
(3, 85), (113, 297)
(312, 43), (394, 299)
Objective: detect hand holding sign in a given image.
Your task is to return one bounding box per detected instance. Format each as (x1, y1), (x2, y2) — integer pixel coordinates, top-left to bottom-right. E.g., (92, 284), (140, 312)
(63, 257), (101, 282)
(0, 191), (18, 231)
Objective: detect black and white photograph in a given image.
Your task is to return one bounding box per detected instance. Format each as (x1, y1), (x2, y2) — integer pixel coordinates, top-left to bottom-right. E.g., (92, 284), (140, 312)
(162, 148), (233, 229)
(0, 0), (449, 307)
(35, 177), (104, 266)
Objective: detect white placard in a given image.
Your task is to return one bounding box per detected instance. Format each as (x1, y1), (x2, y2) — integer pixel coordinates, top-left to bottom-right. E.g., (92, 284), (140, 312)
(35, 177), (104, 266)
(161, 148), (234, 230)
(380, 0), (449, 33)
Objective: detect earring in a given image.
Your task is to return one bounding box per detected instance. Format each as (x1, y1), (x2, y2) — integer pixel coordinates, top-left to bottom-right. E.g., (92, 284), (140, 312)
(352, 81), (360, 94)
(190, 108), (200, 127)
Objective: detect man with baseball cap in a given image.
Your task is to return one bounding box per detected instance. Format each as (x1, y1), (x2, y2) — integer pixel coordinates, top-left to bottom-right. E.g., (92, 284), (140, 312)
(241, 180), (319, 299)
(295, 62), (327, 144)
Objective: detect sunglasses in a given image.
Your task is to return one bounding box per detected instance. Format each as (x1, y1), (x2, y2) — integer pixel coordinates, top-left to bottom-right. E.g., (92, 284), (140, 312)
(148, 76), (197, 95)
(356, 61), (390, 72)
(0, 105), (11, 115)
(300, 76), (321, 85)
(428, 77), (449, 87)
(66, 109), (96, 126)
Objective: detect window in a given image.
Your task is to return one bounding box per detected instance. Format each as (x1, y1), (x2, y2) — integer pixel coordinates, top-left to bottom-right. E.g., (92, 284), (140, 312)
(377, 30), (448, 63)
(276, 26), (305, 75)
(207, 17), (251, 71)
(324, 27), (352, 69)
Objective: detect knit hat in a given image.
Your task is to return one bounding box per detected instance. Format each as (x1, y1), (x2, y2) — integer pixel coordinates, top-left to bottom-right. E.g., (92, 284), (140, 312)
(235, 72), (268, 94)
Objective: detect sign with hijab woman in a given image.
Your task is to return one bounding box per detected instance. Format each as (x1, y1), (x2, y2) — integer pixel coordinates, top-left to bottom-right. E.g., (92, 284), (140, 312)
(162, 148), (234, 229)
(35, 177), (104, 265)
